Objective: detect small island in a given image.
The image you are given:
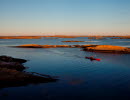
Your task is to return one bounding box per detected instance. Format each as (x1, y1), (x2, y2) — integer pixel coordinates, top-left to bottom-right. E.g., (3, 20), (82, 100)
(83, 45), (130, 54)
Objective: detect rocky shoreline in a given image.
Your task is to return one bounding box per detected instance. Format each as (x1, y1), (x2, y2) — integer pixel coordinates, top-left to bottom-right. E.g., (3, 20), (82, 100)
(0, 56), (57, 88)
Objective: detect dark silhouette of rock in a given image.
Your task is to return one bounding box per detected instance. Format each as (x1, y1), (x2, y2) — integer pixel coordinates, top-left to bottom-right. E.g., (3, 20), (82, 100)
(0, 68), (57, 88)
(0, 61), (25, 71)
(0, 55), (27, 71)
(0, 55), (27, 63)
(0, 56), (58, 88)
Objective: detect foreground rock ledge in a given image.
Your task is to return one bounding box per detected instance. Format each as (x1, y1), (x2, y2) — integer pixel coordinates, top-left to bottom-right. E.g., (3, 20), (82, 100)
(0, 68), (57, 88)
(0, 56), (57, 88)
(0, 55), (27, 71)
(15, 44), (130, 54)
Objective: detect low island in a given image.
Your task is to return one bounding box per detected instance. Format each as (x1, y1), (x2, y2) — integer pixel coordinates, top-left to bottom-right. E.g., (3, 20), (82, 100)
(14, 44), (130, 54)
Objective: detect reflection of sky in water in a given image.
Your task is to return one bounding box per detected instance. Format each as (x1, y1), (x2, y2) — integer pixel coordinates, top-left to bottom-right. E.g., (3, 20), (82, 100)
(0, 38), (130, 100)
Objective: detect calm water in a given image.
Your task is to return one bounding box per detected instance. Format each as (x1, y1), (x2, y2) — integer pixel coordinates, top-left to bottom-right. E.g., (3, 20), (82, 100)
(0, 37), (130, 100)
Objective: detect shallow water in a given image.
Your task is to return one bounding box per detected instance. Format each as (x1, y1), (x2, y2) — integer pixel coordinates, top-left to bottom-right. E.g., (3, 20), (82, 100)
(0, 37), (130, 100)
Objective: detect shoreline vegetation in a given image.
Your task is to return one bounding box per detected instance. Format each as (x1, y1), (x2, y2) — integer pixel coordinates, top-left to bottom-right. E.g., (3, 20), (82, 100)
(15, 44), (130, 54)
(0, 35), (130, 39)
(0, 56), (57, 88)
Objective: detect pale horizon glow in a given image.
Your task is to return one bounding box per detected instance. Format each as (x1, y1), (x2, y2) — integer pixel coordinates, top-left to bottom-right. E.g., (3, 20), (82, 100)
(0, 0), (130, 36)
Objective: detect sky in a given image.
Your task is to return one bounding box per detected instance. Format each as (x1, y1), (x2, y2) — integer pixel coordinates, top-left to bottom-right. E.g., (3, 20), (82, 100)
(0, 0), (130, 36)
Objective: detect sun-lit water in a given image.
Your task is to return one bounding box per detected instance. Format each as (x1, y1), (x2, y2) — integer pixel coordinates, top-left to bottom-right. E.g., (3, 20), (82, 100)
(0, 37), (130, 100)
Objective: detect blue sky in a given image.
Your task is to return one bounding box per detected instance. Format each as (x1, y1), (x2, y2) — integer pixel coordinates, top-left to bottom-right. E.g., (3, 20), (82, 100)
(0, 0), (130, 36)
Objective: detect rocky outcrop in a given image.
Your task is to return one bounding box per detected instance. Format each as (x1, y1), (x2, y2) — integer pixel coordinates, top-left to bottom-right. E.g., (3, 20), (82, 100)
(0, 56), (57, 88)
(0, 61), (25, 71)
(0, 55), (27, 63)
(0, 55), (27, 71)
(0, 68), (57, 88)
(83, 45), (130, 54)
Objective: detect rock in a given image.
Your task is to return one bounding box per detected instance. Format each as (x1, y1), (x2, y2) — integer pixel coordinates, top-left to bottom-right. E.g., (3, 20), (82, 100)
(0, 68), (57, 88)
(0, 55), (27, 63)
(0, 56), (27, 71)
(0, 56), (58, 88)
(0, 61), (25, 71)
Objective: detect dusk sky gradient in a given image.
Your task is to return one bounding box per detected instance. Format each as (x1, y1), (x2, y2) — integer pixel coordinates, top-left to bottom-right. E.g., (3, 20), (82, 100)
(0, 0), (130, 36)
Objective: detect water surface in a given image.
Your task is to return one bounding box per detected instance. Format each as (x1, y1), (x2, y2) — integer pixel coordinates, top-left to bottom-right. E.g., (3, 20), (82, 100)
(0, 37), (130, 100)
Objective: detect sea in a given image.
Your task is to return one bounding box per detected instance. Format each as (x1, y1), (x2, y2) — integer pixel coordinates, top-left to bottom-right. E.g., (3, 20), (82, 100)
(0, 37), (130, 100)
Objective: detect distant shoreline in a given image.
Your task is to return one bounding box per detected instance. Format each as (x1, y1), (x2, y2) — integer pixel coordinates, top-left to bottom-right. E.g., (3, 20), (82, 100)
(0, 35), (130, 39)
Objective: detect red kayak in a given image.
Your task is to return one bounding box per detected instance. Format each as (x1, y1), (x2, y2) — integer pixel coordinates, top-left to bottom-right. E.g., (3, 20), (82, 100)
(85, 57), (101, 61)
